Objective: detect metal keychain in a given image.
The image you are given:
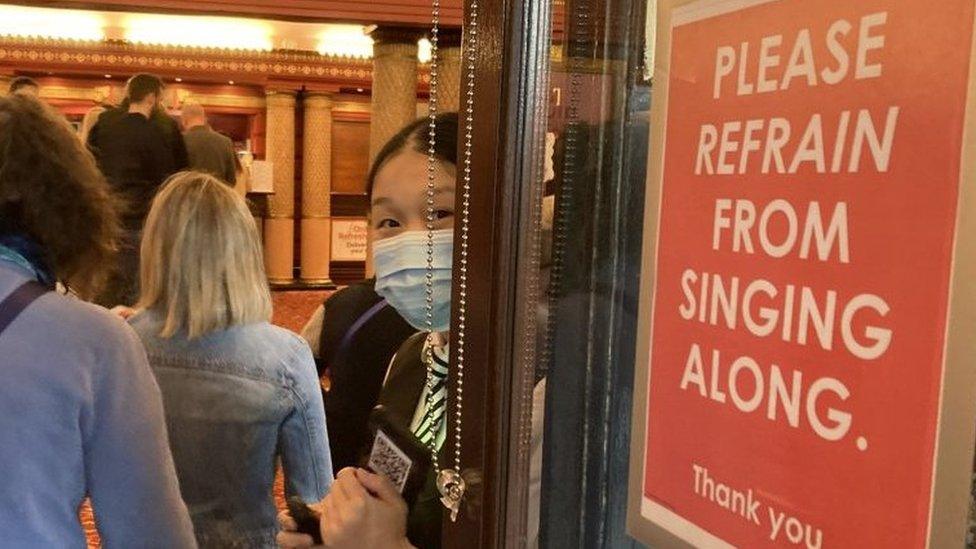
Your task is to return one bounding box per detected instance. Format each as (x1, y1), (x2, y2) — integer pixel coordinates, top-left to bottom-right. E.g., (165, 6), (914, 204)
(423, 0), (478, 523)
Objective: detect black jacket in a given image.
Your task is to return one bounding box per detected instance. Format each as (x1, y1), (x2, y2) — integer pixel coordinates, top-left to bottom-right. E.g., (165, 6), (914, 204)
(376, 332), (443, 549)
(93, 101), (189, 173)
(88, 111), (177, 229)
(319, 279), (416, 471)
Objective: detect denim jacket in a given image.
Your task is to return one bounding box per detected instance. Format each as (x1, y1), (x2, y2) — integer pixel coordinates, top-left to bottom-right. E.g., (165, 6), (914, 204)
(130, 311), (333, 548)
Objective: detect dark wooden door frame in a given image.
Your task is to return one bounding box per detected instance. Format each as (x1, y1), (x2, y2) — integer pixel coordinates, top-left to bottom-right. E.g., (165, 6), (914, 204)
(442, 0), (552, 547)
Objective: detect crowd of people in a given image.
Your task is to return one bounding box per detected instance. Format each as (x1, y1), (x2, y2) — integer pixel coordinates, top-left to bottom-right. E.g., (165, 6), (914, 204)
(0, 72), (543, 549)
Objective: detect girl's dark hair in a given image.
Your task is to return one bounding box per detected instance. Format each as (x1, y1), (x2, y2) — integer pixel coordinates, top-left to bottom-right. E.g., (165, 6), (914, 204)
(366, 112), (458, 198)
(0, 95), (120, 297)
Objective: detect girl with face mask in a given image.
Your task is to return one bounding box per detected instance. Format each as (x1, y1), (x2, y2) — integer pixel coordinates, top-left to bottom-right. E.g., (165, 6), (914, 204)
(280, 112), (548, 549)
(280, 113), (458, 549)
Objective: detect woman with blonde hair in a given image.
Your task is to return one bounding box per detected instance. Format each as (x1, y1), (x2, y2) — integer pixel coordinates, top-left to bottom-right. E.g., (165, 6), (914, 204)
(128, 171), (332, 548)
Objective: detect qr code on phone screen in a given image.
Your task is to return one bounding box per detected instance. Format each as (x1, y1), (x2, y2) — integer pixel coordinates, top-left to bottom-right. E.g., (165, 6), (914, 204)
(368, 429), (412, 492)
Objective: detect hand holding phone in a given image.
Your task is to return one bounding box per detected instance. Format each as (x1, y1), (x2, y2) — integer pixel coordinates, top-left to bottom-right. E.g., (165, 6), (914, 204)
(362, 406), (433, 507)
(286, 496), (323, 545)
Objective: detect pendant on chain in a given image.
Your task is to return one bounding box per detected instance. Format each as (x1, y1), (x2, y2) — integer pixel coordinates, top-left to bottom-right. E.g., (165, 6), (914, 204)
(436, 468), (466, 522)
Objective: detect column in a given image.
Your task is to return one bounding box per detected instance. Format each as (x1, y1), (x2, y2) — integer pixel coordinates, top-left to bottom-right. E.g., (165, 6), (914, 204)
(263, 90), (297, 284)
(437, 29), (463, 112)
(369, 27), (422, 161)
(301, 92), (334, 285)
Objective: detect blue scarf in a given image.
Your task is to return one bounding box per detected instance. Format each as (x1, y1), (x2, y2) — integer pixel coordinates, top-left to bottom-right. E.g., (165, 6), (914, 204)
(0, 234), (55, 288)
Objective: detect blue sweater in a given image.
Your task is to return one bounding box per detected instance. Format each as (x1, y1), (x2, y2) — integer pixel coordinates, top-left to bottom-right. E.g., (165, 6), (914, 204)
(0, 262), (196, 548)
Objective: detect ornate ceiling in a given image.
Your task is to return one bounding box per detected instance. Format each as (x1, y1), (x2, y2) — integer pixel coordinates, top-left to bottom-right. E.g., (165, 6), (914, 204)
(23, 0), (465, 26)
(0, 35), (377, 90)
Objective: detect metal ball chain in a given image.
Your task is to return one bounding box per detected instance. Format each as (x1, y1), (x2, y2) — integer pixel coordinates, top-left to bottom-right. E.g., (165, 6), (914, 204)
(454, 0), (478, 481)
(423, 0), (477, 521)
(424, 0), (442, 473)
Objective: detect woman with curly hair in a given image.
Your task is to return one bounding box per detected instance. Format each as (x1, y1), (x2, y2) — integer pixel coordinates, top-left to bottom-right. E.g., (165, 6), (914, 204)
(0, 95), (195, 547)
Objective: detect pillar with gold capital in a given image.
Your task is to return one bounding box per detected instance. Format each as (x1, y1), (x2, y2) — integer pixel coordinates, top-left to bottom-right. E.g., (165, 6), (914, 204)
(436, 29), (463, 113)
(263, 90), (297, 284)
(301, 92), (334, 285)
(369, 27), (423, 162)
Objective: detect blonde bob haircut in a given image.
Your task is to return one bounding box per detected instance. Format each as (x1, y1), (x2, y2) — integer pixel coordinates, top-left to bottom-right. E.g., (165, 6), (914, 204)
(138, 171), (272, 339)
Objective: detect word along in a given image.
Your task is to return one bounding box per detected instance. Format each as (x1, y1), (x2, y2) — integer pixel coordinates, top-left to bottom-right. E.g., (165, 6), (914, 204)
(713, 12), (887, 99)
(679, 270), (892, 361)
(713, 199), (849, 263)
(680, 344), (855, 443)
(692, 464), (761, 526)
(695, 107), (900, 176)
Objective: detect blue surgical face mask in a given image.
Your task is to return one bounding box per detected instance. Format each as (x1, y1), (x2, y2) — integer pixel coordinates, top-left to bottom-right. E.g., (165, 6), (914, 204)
(373, 229), (453, 332)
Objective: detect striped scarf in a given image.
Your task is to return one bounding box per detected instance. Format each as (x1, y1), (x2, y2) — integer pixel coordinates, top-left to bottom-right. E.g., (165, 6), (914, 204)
(411, 338), (450, 449)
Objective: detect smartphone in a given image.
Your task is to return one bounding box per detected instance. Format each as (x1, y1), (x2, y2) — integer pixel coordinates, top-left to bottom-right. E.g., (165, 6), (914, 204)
(286, 496), (322, 545)
(362, 405), (433, 507)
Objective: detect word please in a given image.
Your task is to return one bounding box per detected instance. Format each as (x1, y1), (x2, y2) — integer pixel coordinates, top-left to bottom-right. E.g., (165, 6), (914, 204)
(713, 12), (887, 99)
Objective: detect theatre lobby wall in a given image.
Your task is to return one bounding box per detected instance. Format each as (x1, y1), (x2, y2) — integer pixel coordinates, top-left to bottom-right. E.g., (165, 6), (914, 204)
(0, 30), (462, 290)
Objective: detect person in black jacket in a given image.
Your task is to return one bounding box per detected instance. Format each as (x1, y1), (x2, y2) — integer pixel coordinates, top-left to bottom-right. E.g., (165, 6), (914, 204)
(300, 278), (415, 471)
(89, 78), (189, 180)
(87, 73), (184, 307)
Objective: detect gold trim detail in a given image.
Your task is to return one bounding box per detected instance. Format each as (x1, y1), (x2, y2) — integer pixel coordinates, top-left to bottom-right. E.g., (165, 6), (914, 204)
(0, 36), (373, 83)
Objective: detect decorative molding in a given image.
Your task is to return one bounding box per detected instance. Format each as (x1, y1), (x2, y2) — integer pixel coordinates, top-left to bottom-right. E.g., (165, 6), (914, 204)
(177, 91), (265, 109)
(25, 1), (466, 27)
(0, 36), (373, 85)
(39, 83), (114, 103)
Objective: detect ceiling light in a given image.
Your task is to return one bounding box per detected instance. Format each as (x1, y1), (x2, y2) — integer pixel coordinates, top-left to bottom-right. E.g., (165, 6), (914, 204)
(175, 77), (183, 82)
(417, 38), (433, 63)
(228, 80), (235, 85)
(0, 6), (104, 41)
(104, 74), (112, 79)
(316, 25), (373, 58)
(356, 88), (364, 92)
(125, 14), (273, 50)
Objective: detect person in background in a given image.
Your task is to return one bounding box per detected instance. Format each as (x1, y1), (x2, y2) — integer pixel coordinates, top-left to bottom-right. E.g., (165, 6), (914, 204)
(181, 102), (237, 185)
(88, 73), (179, 307)
(8, 76), (39, 97)
(300, 278), (415, 472)
(127, 171), (332, 548)
(78, 104), (106, 145)
(93, 75), (189, 173)
(0, 94), (195, 547)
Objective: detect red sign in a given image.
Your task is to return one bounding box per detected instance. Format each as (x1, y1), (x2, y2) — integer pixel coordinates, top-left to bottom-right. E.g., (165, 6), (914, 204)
(640, 0), (975, 547)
